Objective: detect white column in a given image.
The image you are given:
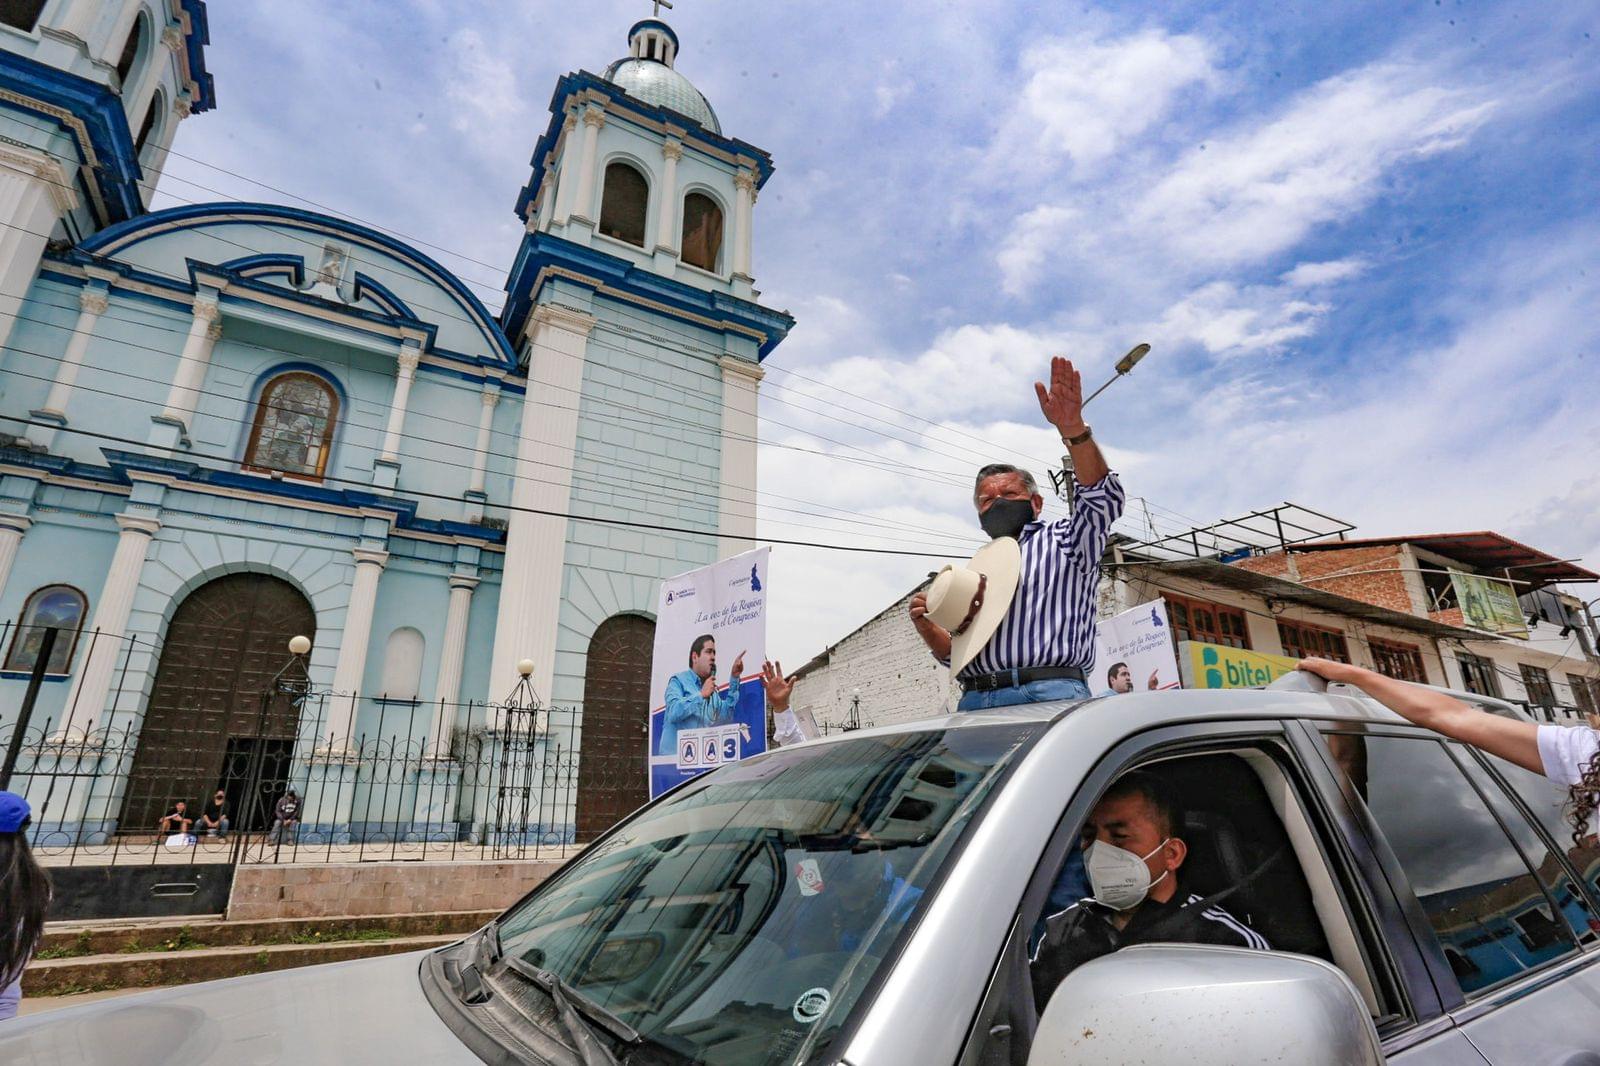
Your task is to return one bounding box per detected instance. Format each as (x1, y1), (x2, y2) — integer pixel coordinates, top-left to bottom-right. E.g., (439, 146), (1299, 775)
(325, 548), (387, 748)
(570, 107), (606, 225)
(27, 287), (108, 449)
(379, 342), (422, 463)
(0, 148), (78, 357)
(717, 356), (763, 552)
(489, 304), (595, 714)
(431, 574), (478, 748)
(468, 385), (499, 496)
(0, 516), (29, 604)
(732, 168), (757, 279)
(656, 139), (682, 251)
(58, 514), (158, 737)
(551, 114), (580, 225)
(156, 296), (222, 433)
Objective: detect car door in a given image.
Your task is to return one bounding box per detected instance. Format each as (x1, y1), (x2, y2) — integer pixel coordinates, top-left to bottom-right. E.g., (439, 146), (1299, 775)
(1299, 719), (1600, 1065)
(957, 718), (1490, 1066)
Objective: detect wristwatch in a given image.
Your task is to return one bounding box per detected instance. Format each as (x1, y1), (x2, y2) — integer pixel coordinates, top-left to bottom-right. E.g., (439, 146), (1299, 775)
(1063, 425), (1093, 447)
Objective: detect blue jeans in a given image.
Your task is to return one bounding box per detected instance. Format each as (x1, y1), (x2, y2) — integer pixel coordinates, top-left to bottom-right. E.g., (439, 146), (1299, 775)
(956, 675), (1091, 711)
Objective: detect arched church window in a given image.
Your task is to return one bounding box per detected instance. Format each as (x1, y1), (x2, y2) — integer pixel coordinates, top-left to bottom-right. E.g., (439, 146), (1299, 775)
(116, 11), (147, 88)
(244, 371), (339, 480)
(681, 192), (724, 273)
(598, 162), (649, 247)
(135, 90), (162, 156)
(4, 584), (87, 676)
(380, 627), (424, 701)
(0, 1), (46, 32)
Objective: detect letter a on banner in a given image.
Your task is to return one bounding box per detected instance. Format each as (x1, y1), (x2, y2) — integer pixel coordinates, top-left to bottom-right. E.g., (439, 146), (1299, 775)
(647, 547), (769, 798)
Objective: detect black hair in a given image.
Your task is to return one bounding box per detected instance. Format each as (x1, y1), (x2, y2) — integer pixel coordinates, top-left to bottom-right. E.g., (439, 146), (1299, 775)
(688, 633), (715, 667)
(1107, 662), (1129, 685)
(1102, 771), (1182, 839)
(0, 820), (51, 987)
(973, 463), (1037, 504)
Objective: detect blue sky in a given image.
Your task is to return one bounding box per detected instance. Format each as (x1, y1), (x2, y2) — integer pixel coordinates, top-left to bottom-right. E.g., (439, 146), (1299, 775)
(157, 1), (1600, 668)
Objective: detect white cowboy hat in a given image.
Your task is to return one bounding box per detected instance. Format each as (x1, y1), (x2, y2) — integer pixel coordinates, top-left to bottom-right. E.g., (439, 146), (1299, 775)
(925, 537), (1022, 675)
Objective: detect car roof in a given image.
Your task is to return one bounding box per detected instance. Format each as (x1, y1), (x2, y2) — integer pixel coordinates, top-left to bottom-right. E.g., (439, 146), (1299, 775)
(801, 682), (1535, 747)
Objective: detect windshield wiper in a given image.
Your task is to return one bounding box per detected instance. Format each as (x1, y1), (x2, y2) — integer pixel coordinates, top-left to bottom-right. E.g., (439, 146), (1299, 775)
(502, 958), (641, 1065)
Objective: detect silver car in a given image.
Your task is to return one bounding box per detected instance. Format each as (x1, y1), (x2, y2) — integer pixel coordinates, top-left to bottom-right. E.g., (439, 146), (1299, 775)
(5, 674), (1596, 1064)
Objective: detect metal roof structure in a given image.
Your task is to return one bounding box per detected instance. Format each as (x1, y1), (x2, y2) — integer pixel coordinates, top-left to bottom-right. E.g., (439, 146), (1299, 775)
(1116, 556), (1496, 643)
(1290, 531), (1598, 590)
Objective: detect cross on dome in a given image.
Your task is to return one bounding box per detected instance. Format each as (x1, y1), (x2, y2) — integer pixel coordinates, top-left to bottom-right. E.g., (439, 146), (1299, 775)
(651, 0), (673, 15)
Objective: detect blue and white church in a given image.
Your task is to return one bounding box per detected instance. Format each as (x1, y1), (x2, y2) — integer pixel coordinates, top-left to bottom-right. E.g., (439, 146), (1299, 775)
(0, 3), (791, 841)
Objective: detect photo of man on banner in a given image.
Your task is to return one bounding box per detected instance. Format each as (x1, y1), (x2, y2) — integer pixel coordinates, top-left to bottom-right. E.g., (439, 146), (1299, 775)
(648, 547), (772, 798)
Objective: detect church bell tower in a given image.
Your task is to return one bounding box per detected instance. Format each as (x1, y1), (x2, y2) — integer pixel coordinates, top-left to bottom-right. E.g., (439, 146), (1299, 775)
(489, 17), (793, 707)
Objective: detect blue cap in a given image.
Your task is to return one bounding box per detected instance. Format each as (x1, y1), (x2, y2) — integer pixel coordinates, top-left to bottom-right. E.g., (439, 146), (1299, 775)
(0, 791), (30, 833)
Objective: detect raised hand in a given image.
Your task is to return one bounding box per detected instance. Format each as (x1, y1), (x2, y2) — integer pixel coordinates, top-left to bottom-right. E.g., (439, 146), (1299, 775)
(730, 650), (746, 678)
(1148, 669), (1161, 690)
(1034, 355), (1085, 436)
(762, 660), (794, 710)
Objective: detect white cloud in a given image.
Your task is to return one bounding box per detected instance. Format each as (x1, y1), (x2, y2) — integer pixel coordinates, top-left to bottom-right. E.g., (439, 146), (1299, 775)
(1281, 258), (1369, 287)
(1158, 280), (1328, 358)
(1133, 63), (1496, 266)
(997, 205), (1076, 295)
(444, 29), (527, 143)
(995, 29), (1218, 170)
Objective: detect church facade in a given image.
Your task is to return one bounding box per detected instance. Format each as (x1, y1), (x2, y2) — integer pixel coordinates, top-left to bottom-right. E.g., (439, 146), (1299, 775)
(0, 4), (790, 841)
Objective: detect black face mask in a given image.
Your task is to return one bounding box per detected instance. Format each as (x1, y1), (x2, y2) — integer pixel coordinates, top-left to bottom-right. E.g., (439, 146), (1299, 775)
(979, 497), (1035, 540)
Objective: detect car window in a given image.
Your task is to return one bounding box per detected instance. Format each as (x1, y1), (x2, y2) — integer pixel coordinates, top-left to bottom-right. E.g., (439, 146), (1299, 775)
(975, 738), (1399, 1065)
(491, 723), (1038, 1066)
(1467, 746), (1600, 940)
(1326, 732), (1582, 998)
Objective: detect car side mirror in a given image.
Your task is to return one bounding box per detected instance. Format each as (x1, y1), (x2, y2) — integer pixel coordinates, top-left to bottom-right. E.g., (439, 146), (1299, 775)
(1028, 944), (1383, 1066)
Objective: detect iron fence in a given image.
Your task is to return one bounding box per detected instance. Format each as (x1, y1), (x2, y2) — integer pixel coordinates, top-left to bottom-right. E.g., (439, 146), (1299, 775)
(0, 621), (649, 866)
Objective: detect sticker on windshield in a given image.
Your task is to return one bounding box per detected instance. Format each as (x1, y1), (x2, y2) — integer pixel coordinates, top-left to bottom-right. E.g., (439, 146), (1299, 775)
(795, 858), (825, 896)
(793, 987), (831, 1024)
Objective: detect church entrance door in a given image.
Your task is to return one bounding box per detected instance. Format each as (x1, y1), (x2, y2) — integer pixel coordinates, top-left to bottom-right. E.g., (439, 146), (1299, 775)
(575, 614), (653, 840)
(119, 573), (316, 833)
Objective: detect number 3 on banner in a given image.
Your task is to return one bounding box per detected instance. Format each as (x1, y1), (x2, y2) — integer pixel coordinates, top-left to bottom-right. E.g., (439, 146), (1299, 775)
(722, 736), (738, 761)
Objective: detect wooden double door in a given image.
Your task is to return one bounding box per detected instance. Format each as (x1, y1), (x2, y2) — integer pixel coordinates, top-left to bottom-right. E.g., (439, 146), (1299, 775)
(575, 614), (654, 839)
(120, 574), (315, 832)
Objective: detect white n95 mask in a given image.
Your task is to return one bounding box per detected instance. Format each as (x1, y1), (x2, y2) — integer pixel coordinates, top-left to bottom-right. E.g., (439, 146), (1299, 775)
(1084, 838), (1171, 911)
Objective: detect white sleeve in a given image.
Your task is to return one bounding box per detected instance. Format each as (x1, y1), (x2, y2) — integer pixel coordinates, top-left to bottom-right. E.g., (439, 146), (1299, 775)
(1536, 725), (1600, 786)
(772, 709), (808, 747)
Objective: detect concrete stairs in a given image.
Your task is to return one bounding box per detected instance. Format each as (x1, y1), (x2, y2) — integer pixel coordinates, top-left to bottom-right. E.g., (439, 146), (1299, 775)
(25, 910), (495, 998)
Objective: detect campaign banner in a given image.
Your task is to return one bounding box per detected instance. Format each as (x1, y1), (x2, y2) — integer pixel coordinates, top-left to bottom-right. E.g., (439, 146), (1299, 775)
(1089, 600), (1181, 696)
(648, 547), (769, 798)
(1450, 570), (1529, 639)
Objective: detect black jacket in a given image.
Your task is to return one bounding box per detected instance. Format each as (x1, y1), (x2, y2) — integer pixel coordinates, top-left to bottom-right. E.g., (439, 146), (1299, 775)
(1030, 885), (1269, 1008)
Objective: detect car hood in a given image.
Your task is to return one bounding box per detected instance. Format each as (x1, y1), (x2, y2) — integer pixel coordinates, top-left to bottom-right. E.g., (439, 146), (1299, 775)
(0, 949), (481, 1065)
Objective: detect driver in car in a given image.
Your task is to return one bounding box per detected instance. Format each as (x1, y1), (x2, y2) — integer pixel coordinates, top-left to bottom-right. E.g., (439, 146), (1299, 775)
(1029, 772), (1269, 1009)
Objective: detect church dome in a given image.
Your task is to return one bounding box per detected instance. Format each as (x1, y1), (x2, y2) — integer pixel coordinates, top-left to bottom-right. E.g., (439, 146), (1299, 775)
(603, 20), (721, 134)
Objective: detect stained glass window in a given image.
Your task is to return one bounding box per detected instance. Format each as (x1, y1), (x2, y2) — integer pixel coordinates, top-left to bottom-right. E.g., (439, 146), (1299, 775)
(4, 585), (87, 675)
(244, 372), (338, 479)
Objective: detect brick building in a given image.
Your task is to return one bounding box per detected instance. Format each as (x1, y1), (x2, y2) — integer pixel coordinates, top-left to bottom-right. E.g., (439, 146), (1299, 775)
(789, 524), (1600, 733)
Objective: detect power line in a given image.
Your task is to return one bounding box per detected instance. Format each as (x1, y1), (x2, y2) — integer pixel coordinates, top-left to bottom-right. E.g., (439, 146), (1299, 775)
(0, 352), (988, 552)
(0, 413), (980, 560)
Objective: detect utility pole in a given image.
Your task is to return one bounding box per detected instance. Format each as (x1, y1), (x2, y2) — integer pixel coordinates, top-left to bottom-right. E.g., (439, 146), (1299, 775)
(0, 626), (57, 791)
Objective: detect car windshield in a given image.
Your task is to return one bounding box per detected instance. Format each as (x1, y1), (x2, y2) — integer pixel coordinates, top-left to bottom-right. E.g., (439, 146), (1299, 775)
(491, 721), (1038, 1065)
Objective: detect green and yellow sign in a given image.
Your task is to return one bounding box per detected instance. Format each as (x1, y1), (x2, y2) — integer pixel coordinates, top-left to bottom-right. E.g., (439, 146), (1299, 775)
(1179, 641), (1299, 689)
(1449, 570), (1528, 639)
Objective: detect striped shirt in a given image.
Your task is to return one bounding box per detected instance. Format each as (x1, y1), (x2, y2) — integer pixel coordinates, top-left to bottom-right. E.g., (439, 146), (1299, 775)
(955, 473), (1126, 680)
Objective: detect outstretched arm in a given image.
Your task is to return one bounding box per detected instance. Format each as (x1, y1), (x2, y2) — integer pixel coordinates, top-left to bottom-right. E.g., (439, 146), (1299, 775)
(1298, 658), (1543, 775)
